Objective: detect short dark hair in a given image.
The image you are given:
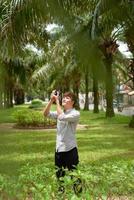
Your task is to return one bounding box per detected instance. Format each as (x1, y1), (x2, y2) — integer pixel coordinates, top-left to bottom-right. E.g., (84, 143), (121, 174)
(63, 92), (77, 107)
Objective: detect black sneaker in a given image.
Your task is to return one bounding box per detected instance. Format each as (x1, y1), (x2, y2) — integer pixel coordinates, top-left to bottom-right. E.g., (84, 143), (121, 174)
(73, 178), (82, 194)
(58, 185), (65, 194)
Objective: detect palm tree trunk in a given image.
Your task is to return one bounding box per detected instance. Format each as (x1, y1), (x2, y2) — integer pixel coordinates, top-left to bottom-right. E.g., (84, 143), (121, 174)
(0, 91), (3, 108)
(93, 76), (99, 113)
(6, 89), (10, 108)
(84, 72), (89, 110)
(4, 88), (7, 108)
(132, 77), (134, 90)
(104, 58), (115, 117)
(14, 87), (24, 105)
(9, 86), (13, 107)
(4, 80), (14, 108)
(73, 86), (80, 110)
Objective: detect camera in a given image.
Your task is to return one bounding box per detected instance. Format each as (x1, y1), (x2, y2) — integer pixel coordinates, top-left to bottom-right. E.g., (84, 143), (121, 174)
(54, 90), (58, 96)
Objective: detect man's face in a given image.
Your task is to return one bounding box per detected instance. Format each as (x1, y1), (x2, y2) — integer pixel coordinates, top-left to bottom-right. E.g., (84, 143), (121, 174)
(62, 96), (74, 109)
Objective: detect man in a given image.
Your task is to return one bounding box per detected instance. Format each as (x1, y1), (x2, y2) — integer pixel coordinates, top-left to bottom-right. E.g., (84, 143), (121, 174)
(43, 91), (81, 193)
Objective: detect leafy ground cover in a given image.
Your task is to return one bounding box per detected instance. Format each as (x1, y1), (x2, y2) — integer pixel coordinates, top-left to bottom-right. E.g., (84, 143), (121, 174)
(0, 106), (134, 199)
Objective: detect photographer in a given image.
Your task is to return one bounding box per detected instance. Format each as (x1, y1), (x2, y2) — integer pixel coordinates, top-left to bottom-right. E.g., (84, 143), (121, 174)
(43, 90), (82, 194)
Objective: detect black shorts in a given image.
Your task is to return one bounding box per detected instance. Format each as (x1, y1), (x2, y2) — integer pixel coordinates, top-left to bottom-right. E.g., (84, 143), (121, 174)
(55, 147), (79, 178)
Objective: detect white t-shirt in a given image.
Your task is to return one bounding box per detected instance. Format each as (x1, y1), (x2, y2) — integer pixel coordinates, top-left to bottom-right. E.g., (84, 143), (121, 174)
(48, 108), (80, 152)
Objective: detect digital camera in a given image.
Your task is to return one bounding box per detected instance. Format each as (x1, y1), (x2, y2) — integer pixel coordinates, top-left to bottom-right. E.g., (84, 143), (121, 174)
(54, 90), (58, 96)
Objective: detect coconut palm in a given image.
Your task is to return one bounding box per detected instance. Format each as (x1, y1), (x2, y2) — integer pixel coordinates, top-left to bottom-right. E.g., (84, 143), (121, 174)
(32, 36), (80, 96)
(90, 0), (134, 116)
(0, 0), (101, 111)
(1, 0), (133, 112)
(90, 0), (125, 117)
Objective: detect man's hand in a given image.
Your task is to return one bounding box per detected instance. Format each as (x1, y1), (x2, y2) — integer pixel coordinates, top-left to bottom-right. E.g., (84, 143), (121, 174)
(43, 90), (58, 116)
(51, 90), (59, 103)
(43, 90), (61, 117)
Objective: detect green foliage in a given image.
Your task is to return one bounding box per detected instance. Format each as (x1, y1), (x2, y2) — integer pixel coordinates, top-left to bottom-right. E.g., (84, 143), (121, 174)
(129, 115), (134, 128)
(17, 164), (58, 200)
(29, 98), (44, 109)
(13, 109), (56, 128)
(0, 162), (134, 199)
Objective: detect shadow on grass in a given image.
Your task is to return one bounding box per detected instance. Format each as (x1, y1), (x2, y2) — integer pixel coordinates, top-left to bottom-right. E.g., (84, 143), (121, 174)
(81, 150), (134, 167)
(78, 134), (134, 151)
(0, 131), (56, 177)
(0, 124), (134, 178)
(0, 155), (54, 177)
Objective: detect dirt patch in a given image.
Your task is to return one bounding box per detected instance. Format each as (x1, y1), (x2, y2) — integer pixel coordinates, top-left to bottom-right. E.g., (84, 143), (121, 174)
(77, 124), (88, 130)
(14, 124), (56, 129)
(0, 123), (15, 130)
(0, 123), (88, 131)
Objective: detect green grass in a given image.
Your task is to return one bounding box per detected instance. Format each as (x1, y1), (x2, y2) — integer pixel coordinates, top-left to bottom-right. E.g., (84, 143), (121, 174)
(79, 110), (131, 125)
(0, 130), (55, 176)
(0, 106), (134, 198)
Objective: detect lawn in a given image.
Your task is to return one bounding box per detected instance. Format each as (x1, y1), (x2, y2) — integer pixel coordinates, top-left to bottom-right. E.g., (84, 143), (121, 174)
(0, 106), (134, 199)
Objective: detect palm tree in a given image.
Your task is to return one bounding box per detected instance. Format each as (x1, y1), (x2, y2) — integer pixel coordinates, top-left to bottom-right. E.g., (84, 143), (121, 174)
(32, 36), (76, 95)
(1, 0), (133, 113)
(0, 0), (101, 111)
(90, 0), (126, 117)
(99, 39), (119, 117)
(1, 57), (27, 107)
(0, 0), (51, 107)
(91, 0), (134, 116)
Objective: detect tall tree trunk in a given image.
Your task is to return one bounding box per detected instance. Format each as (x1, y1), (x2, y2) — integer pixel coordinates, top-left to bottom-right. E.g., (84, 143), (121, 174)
(99, 39), (118, 117)
(14, 87), (24, 105)
(72, 71), (81, 110)
(84, 71), (89, 110)
(0, 71), (3, 108)
(5, 80), (13, 108)
(0, 91), (3, 108)
(132, 77), (134, 90)
(105, 58), (115, 117)
(0, 70), (3, 108)
(73, 86), (80, 110)
(9, 86), (13, 107)
(76, 87), (80, 110)
(93, 75), (99, 113)
(4, 88), (7, 108)
(6, 89), (10, 108)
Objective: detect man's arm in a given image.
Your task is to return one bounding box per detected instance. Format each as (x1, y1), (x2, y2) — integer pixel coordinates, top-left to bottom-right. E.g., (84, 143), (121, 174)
(43, 99), (54, 117)
(43, 91), (56, 117)
(55, 98), (63, 116)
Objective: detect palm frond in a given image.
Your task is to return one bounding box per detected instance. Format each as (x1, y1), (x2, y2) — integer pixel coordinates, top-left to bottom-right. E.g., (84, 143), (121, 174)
(91, 0), (134, 40)
(32, 63), (53, 80)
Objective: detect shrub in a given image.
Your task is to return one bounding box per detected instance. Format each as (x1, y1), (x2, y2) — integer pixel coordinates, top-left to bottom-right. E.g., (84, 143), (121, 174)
(13, 109), (56, 128)
(29, 99), (44, 109)
(0, 161), (134, 199)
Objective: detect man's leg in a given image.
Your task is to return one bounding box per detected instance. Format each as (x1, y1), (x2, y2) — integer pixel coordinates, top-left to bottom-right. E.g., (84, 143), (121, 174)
(55, 151), (65, 193)
(65, 148), (82, 194)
